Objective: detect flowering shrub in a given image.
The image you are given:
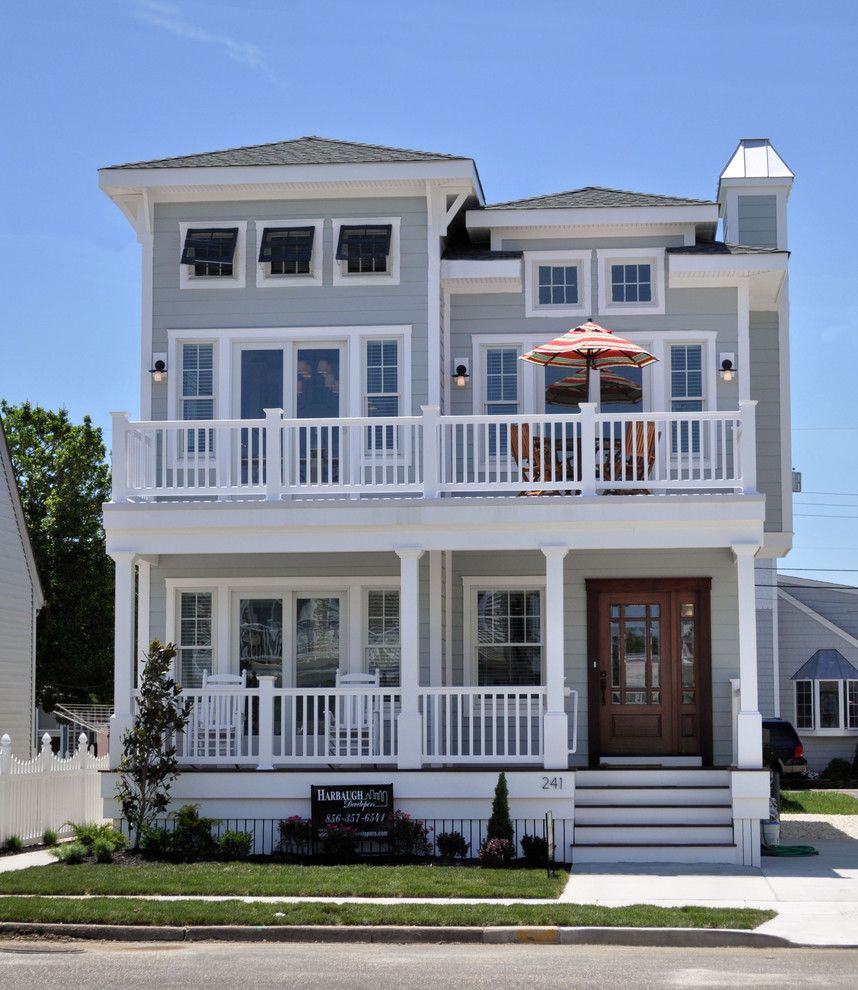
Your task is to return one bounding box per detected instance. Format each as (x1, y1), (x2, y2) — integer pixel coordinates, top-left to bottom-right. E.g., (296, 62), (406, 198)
(479, 836), (513, 868)
(390, 810), (433, 857)
(436, 831), (470, 859)
(320, 823), (358, 860)
(278, 816), (314, 855)
(520, 833), (548, 866)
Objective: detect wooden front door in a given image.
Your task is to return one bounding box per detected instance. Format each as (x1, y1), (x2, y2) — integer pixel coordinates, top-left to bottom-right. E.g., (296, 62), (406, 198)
(586, 579), (712, 764)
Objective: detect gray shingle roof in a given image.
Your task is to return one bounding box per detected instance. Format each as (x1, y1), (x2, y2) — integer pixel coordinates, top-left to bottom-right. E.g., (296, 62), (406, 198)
(105, 136), (470, 170)
(483, 186), (715, 210)
(667, 242), (788, 255)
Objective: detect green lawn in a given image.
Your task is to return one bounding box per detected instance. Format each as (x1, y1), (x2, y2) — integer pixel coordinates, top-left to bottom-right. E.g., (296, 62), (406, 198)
(780, 790), (858, 815)
(0, 862), (565, 899)
(0, 897), (774, 930)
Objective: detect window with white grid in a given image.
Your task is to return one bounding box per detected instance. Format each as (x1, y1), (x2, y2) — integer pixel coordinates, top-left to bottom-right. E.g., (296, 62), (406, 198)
(484, 347), (519, 456)
(365, 339), (399, 450)
(366, 590), (400, 687)
(475, 589), (542, 686)
(181, 343), (214, 453)
(178, 592), (213, 688)
(670, 344), (703, 454)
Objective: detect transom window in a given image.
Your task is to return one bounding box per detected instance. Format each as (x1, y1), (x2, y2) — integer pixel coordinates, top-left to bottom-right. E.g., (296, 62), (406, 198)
(476, 589), (542, 686)
(611, 263), (651, 303)
(670, 344), (704, 454)
(178, 592), (213, 688)
(336, 225), (392, 274)
(366, 591), (401, 687)
(181, 228), (238, 277)
(258, 227), (314, 275)
(538, 265), (578, 305)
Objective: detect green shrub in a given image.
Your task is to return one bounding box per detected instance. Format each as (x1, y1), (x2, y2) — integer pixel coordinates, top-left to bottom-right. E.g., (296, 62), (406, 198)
(823, 757), (853, 782)
(57, 842), (87, 864)
(436, 831), (470, 859)
(520, 833), (548, 866)
(91, 837), (115, 863)
(2, 836), (24, 853)
(219, 830), (253, 860)
(390, 810), (432, 857)
(67, 822), (127, 852)
(278, 816), (314, 854)
(169, 804), (220, 861)
(41, 828), (59, 848)
(479, 837), (513, 867)
(487, 772), (514, 846)
(139, 825), (171, 859)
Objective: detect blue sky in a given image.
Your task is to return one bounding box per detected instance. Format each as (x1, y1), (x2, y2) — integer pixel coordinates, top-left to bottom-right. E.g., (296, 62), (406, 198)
(1, 0), (856, 584)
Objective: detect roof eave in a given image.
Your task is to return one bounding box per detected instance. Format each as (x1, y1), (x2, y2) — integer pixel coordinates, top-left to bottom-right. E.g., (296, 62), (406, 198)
(465, 202), (720, 232)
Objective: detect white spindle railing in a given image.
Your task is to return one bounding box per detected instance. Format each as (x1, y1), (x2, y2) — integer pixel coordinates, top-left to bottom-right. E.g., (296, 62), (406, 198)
(0, 732), (108, 843)
(112, 404), (756, 501)
(418, 688), (547, 763)
(175, 686), (259, 765)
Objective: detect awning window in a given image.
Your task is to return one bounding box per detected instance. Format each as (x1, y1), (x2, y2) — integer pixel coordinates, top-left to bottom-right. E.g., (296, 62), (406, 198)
(258, 227), (315, 265)
(181, 228), (238, 271)
(335, 224), (392, 273)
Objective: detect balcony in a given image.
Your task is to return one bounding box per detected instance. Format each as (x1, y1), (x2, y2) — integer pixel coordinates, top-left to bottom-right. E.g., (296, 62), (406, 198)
(111, 401), (757, 503)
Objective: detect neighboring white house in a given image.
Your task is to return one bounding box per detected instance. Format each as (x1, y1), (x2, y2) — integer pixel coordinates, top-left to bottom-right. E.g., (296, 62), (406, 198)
(98, 135), (794, 865)
(0, 417), (43, 757)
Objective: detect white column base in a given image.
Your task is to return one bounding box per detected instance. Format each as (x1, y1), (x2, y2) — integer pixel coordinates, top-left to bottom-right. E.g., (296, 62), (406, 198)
(396, 711), (423, 769)
(543, 711), (569, 770)
(736, 710), (763, 768)
(108, 713), (133, 770)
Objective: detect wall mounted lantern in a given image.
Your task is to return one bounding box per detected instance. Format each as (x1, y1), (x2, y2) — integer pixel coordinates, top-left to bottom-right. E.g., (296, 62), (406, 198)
(719, 353), (736, 383)
(452, 358), (470, 388)
(149, 358), (167, 383)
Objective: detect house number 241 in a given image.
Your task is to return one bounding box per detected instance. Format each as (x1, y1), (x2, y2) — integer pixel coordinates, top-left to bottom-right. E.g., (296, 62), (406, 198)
(541, 776), (563, 790)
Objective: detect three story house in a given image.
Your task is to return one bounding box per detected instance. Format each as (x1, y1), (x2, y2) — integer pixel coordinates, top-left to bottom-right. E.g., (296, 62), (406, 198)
(100, 136), (793, 865)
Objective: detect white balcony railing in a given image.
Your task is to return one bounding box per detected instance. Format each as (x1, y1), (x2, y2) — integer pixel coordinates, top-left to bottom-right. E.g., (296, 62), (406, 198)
(112, 401), (757, 502)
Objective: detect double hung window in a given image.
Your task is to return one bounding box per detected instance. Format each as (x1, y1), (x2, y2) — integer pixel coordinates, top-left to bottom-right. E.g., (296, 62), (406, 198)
(475, 589), (542, 686)
(484, 347), (519, 456)
(670, 344), (703, 454)
(181, 343), (214, 453)
(365, 339), (399, 450)
(178, 592), (213, 688)
(366, 591), (401, 687)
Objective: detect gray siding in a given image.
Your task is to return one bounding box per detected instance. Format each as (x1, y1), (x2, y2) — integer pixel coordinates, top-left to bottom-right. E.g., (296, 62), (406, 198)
(785, 585), (858, 640)
(0, 464), (36, 757)
(150, 196), (429, 419)
(737, 195), (778, 248)
(749, 311), (783, 532)
(777, 594), (858, 771)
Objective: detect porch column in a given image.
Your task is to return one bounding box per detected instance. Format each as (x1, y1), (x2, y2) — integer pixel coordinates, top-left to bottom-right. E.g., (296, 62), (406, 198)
(542, 546), (569, 770)
(135, 559), (151, 688)
(733, 544), (762, 768)
(109, 551), (137, 769)
(396, 548), (424, 769)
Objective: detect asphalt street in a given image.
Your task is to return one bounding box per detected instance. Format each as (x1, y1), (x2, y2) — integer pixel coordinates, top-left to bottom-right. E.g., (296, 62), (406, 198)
(1, 941), (856, 989)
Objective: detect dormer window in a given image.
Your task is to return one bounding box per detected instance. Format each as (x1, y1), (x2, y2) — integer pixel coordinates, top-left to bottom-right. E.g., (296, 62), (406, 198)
(179, 221), (246, 289)
(259, 226), (314, 275)
(336, 224), (393, 274)
(181, 228), (238, 277)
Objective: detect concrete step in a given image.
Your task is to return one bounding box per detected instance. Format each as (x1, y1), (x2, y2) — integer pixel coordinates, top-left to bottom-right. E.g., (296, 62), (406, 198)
(574, 803), (733, 825)
(600, 756), (703, 767)
(575, 786), (731, 807)
(573, 824), (734, 845)
(576, 768), (730, 787)
(572, 843), (738, 864)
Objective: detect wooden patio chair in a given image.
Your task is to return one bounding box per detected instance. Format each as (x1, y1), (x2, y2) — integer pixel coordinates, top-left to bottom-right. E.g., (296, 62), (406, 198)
(195, 669), (246, 758)
(325, 668), (381, 759)
(509, 423), (563, 496)
(608, 422), (657, 494)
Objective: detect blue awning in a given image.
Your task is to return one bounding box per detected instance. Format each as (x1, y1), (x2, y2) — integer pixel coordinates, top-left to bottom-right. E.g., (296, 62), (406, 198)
(791, 649), (858, 681)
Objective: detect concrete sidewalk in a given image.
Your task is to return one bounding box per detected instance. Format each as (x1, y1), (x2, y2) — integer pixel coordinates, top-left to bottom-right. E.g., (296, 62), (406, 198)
(562, 839), (858, 945)
(0, 848), (55, 872)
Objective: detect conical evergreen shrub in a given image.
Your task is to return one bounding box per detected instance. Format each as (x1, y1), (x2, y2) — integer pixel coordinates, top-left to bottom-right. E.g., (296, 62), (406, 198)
(486, 771), (514, 845)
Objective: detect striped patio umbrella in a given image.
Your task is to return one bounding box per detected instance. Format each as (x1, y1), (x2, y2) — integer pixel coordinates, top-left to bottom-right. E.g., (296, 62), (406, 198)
(545, 370), (643, 407)
(520, 320), (658, 404)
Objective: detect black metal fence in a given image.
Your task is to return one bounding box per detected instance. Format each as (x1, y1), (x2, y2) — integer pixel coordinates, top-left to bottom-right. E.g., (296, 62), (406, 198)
(118, 816), (574, 864)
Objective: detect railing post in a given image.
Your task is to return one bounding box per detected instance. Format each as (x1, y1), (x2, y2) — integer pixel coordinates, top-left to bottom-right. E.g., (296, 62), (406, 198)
(421, 405), (440, 499)
(396, 548), (425, 768)
(256, 676), (275, 770)
(738, 399), (757, 494)
(111, 411), (130, 503)
(542, 547), (570, 769)
(40, 732), (52, 769)
(733, 544), (762, 768)
(263, 408), (283, 501)
(0, 733), (11, 775)
(579, 403), (597, 496)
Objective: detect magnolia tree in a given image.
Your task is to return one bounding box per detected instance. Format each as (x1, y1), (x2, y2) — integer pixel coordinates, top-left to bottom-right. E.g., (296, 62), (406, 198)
(116, 641), (191, 847)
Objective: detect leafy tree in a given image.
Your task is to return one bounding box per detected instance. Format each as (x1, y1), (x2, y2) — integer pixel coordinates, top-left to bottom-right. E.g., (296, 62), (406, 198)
(0, 401), (113, 708)
(116, 641), (191, 848)
(487, 771), (514, 845)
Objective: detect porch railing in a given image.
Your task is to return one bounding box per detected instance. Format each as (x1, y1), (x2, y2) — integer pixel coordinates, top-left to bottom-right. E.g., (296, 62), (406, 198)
(112, 402), (757, 502)
(164, 682), (566, 768)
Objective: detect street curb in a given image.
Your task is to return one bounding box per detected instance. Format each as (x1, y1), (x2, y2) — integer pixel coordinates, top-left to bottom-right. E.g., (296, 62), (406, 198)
(0, 922), (801, 947)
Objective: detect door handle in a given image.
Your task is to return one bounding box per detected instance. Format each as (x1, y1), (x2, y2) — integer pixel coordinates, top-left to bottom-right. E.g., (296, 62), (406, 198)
(599, 670), (607, 706)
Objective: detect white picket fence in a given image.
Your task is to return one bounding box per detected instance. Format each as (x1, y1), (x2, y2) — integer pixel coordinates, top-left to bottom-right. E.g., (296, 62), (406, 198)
(0, 732), (108, 844)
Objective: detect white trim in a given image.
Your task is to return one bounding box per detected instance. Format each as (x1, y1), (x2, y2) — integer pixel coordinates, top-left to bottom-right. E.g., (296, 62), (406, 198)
(466, 205), (718, 232)
(331, 216), (401, 286)
(523, 250), (591, 318)
(167, 325), (412, 421)
(253, 219), (323, 288)
(178, 220), (247, 290)
(140, 230), (154, 419)
(596, 247), (665, 316)
(461, 576), (545, 685)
